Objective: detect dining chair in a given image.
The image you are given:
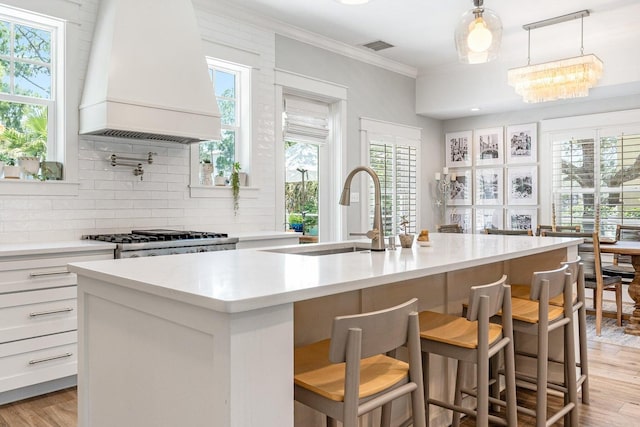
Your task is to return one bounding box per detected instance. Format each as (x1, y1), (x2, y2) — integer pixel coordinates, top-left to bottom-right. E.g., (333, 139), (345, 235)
(541, 231), (623, 335)
(602, 224), (640, 283)
(419, 275), (517, 427)
(437, 224), (463, 233)
(294, 298), (426, 427)
(485, 228), (533, 236)
(535, 224), (581, 236)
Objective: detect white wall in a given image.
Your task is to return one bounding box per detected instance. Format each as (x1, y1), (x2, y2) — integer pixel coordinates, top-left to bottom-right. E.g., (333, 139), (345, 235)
(0, 0), (279, 242)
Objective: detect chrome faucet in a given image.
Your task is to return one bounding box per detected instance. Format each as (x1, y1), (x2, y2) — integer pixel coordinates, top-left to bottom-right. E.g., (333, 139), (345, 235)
(339, 166), (385, 251)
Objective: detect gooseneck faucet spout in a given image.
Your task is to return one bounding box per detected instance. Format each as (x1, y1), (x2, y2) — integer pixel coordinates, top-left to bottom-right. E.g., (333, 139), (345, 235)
(339, 166), (385, 251)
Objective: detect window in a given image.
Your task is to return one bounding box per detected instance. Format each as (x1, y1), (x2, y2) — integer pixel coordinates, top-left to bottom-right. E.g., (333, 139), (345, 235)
(361, 118), (421, 236)
(283, 95), (330, 239)
(0, 7), (62, 174)
(551, 126), (640, 236)
(199, 59), (247, 181)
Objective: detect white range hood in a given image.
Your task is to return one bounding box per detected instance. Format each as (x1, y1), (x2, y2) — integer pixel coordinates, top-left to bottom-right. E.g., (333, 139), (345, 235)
(79, 0), (220, 144)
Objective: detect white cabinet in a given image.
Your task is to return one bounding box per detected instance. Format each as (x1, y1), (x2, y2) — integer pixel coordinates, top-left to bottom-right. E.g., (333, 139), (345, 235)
(0, 242), (114, 403)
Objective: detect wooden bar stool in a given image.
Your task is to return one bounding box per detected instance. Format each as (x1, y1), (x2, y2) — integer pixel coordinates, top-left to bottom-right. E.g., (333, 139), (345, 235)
(419, 275), (517, 427)
(499, 265), (579, 427)
(294, 298), (426, 427)
(510, 258), (589, 404)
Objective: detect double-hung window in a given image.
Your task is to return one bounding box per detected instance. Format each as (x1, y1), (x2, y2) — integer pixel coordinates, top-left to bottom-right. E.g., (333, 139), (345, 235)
(199, 59), (243, 177)
(361, 118), (421, 236)
(0, 6), (63, 170)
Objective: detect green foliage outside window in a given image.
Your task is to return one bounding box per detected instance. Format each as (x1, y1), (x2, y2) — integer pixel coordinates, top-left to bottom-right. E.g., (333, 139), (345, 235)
(0, 18), (51, 163)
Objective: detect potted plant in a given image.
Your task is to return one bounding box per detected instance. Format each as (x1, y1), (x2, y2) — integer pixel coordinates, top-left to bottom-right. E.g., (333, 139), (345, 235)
(214, 169), (226, 186)
(2, 157), (21, 179)
(230, 162), (241, 214)
(0, 127), (47, 179)
(398, 216), (414, 248)
(200, 158), (213, 186)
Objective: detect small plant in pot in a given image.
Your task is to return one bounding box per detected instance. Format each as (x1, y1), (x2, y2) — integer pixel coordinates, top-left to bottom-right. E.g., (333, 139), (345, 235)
(398, 216), (415, 248)
(214, 169), (226, 186)
(200, 158), (213, 186)
(0, 154), (20, 179)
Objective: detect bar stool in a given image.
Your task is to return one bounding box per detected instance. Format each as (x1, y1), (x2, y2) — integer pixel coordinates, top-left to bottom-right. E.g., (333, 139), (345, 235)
(500, 265), (578, 427)
(294, 298), (426, 427)
(419, 275), (517, 427)
(510, 258), (589, 404)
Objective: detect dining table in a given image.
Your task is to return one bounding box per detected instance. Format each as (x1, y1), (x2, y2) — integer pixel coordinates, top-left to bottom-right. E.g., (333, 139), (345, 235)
(599, 240), (640, 335)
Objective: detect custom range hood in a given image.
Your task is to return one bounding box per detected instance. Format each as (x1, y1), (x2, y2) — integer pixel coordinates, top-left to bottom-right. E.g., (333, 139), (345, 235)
(79, 0), (220, 144)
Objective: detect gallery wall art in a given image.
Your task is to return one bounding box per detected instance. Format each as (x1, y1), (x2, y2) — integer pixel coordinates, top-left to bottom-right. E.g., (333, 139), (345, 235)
(442, 123), (539, 232)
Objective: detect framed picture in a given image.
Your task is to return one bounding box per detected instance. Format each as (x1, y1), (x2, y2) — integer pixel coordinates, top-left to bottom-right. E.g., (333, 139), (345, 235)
(507, 208), (537, 231)
(446, 207), (472, 233)
(475, 208), (503, 233)
(447, 169), (472, 205)
(506, 123), (537, 164)
(445, 131), (472, 167)
(475, 168), (503, 205)
(474, 127), (503, 165)
(507, 166), (538, 205)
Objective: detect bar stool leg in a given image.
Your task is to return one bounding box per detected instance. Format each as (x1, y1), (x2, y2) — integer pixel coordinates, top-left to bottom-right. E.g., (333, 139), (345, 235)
(477, 346), (489, 426)
(577, 298), (590, 404)
(422, 352), (430, 424)
(503, 335), (517, 426)
(564, 317), (579, 427)
(451, 360), (464, 427)
(490, 355), (500, 413)
(536, 325), (548, 427)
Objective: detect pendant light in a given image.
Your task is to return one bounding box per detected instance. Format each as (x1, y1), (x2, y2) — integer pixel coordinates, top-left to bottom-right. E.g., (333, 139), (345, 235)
(455, 0), (502, 64)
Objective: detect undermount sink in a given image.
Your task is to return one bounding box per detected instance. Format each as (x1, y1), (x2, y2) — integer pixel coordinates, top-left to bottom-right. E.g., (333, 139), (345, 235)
(262, 242), (372, 256)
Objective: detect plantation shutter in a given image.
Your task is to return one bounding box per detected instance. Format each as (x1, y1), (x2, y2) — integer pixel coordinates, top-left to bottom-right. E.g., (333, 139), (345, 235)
(368, 134), (418, 236)
(283, 95), (330, 145)
(551, 129), (640, 235)
(551, 133), (596, 231)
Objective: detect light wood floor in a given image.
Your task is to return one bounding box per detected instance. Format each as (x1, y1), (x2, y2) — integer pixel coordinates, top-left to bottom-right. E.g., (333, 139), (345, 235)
(1, 340), (639, 426)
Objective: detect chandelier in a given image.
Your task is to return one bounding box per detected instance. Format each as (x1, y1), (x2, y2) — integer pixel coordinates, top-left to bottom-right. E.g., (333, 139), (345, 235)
(508, 10), (603, 103)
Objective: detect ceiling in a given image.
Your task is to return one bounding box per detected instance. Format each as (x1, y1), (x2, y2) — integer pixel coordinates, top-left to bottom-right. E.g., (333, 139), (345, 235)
(216, 0), (640, 118)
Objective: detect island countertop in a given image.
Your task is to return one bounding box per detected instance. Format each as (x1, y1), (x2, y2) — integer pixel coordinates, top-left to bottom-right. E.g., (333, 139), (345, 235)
(68, 233), (580, 314)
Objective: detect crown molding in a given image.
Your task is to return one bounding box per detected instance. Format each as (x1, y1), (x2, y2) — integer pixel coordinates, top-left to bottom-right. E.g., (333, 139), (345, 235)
(193, 0), (418, 78)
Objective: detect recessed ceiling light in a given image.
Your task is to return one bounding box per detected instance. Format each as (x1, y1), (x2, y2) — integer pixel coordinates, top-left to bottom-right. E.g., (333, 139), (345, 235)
(470, 107), (481, 112)
(335, 0), (371, 5)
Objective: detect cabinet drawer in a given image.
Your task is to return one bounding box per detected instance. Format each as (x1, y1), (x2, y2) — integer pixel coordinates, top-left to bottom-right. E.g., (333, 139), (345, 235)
(0, 331), (77, 393)
(0, 287), (77, 344)
(0, 252), (113, 293)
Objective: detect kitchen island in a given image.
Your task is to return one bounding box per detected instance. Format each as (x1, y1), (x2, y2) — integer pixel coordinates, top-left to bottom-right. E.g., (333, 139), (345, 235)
(68, 233), (580, 427)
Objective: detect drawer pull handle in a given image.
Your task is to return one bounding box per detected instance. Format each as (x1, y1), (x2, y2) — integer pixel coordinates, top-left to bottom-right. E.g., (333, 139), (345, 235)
(29, 270), (70, 278)
(29, 307), (74, 318)
(29, 352), (73, 365)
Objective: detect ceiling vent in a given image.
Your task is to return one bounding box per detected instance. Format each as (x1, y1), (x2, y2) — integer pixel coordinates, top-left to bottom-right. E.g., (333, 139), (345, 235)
(362, 40), (394, 52)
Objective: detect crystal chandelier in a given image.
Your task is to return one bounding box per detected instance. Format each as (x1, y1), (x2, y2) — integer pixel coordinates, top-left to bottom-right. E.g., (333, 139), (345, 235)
(508, 10), (603, 103)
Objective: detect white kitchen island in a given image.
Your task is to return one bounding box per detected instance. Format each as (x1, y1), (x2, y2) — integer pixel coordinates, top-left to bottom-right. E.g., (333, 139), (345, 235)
(68, 233), (580, 427)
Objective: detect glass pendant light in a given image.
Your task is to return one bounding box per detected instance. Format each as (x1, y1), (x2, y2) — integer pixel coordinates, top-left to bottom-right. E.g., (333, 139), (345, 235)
(455, 0), (502, 64)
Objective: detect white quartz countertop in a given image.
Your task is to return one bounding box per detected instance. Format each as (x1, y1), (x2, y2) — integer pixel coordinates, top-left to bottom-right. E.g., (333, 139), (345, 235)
(68, 233), (581, 313)
(0, 240), (116, 257)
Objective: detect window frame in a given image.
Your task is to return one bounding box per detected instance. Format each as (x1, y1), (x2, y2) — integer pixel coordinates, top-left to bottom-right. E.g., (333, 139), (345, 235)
(542, 109), (640, 236)
(190, 57), (253, 197)
(360, 118), (422, 237)
(0, 4), (75, 195)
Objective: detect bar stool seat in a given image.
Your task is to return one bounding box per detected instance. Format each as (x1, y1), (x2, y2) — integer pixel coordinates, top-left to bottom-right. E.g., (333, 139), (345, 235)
(418, 311), (503, 349)
(420, 275), (517, 427)
(294, 340), (410, 401)
(294, 298), (426, 427)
